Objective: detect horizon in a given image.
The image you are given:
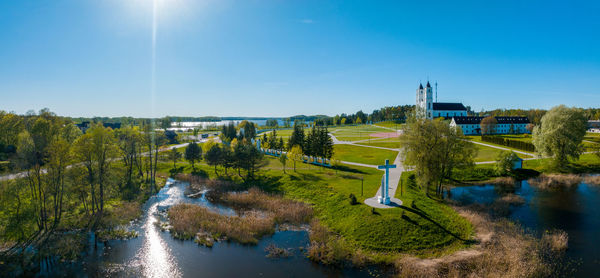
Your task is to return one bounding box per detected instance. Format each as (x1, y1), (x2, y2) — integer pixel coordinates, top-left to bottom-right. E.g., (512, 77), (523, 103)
(1, 0), (599, 117)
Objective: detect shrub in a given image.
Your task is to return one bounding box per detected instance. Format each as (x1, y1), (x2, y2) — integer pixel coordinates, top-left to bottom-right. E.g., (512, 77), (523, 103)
(348, 193), (358, 205)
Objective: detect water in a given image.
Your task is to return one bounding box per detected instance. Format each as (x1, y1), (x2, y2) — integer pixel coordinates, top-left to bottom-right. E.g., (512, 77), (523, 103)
(449, 180), (600, 277)
(47, 179), (383, 277)
(167, 119), (289, 131)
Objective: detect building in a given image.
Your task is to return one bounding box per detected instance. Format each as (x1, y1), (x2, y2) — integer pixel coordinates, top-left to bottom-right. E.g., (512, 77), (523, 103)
(416, 81), (467, 119)
(450, 116), (530, 135)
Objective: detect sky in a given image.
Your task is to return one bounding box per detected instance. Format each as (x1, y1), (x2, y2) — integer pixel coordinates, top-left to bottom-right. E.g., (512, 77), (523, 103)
(1, 0), (599, 118)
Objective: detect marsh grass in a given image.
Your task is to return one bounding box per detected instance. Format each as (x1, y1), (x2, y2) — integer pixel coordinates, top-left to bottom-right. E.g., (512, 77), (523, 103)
(168, 203), (274, 244)
(490, 176), (515, 186)
(528, 174), (582, 190)
(541, 230), (568, 252)
(224, 187), (313, 225)
(264, 244), (292, 258)
(583, 175), (600, 185)
(394, 207), (555, 278)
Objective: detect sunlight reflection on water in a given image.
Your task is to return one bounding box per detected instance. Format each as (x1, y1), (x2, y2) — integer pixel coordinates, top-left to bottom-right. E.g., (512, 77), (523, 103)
(138, 201), (180, 278)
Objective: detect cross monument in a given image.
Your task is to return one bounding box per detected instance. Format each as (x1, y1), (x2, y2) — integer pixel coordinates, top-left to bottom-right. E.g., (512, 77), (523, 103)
(377, 159), (396, 205)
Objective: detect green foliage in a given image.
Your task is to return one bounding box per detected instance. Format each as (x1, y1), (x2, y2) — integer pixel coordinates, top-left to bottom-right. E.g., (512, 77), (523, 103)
(184, 142), (202, 170)
(348, 193), (358, 205)
(481, 135), (536, 152)
(401, 118), (476, 196)
(495, 151), (520, 175)
(287, 122), (305, 151)
(533, 105), (587, 167)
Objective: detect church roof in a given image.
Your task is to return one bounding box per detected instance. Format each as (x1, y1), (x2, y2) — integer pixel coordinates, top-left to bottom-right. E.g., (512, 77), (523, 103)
(451, 116), (530, 125)
(419, 83), (423, 89)
(432, 102), (466, 111)
(426, 81), (431, 88)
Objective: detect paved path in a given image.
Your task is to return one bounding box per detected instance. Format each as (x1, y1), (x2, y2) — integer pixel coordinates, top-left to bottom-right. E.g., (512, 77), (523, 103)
(329, 133), (400, 151)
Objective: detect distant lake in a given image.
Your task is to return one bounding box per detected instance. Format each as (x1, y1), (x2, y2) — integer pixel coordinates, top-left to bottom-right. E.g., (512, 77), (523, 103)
(168, 120), (289, 131)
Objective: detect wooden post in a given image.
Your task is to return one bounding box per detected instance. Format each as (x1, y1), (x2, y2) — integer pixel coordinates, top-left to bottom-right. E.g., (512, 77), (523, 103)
(361, 176), (364, 196)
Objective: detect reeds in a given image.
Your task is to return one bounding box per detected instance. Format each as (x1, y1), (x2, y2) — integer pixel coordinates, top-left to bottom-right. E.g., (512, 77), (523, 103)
(224, 187), (313, 225)
(490, 176), (515, 186)
(583, 175), (600, 185)
(541, 230), (568, 252)
(528, 174), (582, 190)
(394, 207), (555, 278)
(168, 203), (274, 244)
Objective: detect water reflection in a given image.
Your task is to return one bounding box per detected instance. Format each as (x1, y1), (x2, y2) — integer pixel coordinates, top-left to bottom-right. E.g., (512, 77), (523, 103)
(137, 202), (180, 278)
(449, 180), (600, 277)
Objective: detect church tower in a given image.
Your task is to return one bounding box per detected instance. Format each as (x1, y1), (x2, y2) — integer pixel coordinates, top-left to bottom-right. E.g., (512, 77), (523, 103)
(416, 82), (433, 119)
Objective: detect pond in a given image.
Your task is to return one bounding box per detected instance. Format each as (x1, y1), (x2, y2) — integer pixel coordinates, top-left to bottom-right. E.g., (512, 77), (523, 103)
(449, 179), (600, 277)
(47, 179), (385, 277)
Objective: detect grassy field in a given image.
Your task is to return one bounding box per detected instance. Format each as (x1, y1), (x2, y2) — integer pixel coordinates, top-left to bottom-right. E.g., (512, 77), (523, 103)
(467, 135), (535, 154)
(330, 125), (392, 142)
(334, 144), (399, 165)
(472, 144), (533, 162)
(373, 121), (403, 129)
(158, 155), (473, 256)
(355, 140), (401, 149)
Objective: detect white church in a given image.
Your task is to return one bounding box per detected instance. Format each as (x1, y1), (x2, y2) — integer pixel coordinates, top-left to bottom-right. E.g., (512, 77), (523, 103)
(416, 81), (530, 135)
(416, 81), (467, 119)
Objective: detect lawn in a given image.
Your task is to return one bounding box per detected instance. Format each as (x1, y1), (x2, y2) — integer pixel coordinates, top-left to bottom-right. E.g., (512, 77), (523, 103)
(330, 125), (392, 142)
(355, 140), (402, 149)
(159, 155), (473, 255)
(373, 121), (403, 129)
(472, 144), (533, 162)
(334, 144), (399, 165)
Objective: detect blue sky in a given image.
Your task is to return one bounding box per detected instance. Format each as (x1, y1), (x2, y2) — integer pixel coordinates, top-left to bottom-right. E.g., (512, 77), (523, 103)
(1, 0), (599, 118)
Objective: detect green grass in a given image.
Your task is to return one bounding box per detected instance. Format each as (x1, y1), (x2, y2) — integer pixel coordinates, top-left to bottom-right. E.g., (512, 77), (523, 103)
(373, 121), (403, 129)
(158, 155), (473, 256)
(472, 144), (532, 162)
(331, 125), (393, 141)
(334, 144), (399, 165)
(355, 141), (401, 149)
(467, 135), (536, 155)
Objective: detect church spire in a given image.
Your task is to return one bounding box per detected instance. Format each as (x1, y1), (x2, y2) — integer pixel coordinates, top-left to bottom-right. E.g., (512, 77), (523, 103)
(419, 83), (423, 90)
(426, 81), (431, 88)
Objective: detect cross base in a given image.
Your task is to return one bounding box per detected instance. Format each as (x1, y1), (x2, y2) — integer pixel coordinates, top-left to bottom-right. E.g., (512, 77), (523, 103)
(378, 196), (391, 205)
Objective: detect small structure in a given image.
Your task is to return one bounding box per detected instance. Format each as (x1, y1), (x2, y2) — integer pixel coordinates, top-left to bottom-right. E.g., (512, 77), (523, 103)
(377, 159), (396, 205)
(512, 156), (523, 170)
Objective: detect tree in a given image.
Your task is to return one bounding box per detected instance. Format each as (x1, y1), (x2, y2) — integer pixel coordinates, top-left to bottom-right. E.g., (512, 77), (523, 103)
(495, 151), (520, 175)
(533, 105), (587, 168)
(160, 116), (172, 131)
(401, 118), (476, 197)
(288, 122), (305, 151)
(480, 116), (498, 135)
(526, 123), (535, 133)
(233, 140), (265, 180)
(205, 144), (222, 174)
(279, 153), (288, 173)
(238, 120), (256, 140)
(168, 147), (181, 169)
(288, 145), (303, 172)
(185, 142), (202, 171)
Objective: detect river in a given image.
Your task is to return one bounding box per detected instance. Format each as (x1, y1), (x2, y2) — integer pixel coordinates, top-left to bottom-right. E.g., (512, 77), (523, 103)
(48, 179), (385, 277)
(449, 179), (600, 277)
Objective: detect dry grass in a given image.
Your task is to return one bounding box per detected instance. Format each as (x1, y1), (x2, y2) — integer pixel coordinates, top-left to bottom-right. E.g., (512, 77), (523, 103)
(264, 244), (292, 258)
(541, 230), (568, 252)
(394, 207), (554, 278)
(168, 203), (274, 244)
(583, 175), (600, 185)
(490, 176), (515, 186)
(224, 187), (313, 225)
(528, 174), (582, 190)
(307, 219), (352, 266)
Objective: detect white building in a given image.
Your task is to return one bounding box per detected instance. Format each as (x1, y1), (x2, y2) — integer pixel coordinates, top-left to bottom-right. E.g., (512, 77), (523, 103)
(450, 116), (531, 135)
(416, 81), (467, 119)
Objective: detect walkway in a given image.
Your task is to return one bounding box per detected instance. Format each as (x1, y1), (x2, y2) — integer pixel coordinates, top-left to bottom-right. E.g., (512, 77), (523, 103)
(329, 132), (404, 208)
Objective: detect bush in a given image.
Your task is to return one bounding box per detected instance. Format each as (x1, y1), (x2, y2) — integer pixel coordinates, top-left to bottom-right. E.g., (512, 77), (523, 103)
(348, 193), (358, 205)
(481, 135), (536, 152)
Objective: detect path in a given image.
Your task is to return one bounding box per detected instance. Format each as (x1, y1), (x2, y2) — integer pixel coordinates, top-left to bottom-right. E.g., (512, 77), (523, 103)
(469, 140), (535, 157)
